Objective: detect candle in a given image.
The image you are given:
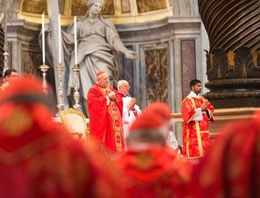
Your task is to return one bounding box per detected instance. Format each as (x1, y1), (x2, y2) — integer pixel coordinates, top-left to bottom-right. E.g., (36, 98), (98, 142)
(58, 14), (62, 64)
(74, 16), (77, 65)
(42, 13), (45, 64)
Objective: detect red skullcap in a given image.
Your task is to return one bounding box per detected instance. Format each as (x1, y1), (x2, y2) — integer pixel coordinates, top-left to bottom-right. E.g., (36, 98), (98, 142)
(144, 102), (172, 121)
(129, 110), (165, 133)
(96, 70), (107, 79)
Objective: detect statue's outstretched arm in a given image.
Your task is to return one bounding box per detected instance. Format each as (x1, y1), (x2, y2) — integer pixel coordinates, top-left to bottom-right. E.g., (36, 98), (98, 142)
(103, 18), (136, 60)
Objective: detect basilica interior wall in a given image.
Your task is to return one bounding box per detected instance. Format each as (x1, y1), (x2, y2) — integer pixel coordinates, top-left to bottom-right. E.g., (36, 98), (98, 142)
(5, 0), (207, 118)
(2, 0), (208, 142)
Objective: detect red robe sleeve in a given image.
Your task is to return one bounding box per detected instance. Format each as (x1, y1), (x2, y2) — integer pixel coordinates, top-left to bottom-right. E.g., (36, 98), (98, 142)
(207, 101), (214, 122)
(203, 98), (214, 122)
(182, 97), (196, 124)
(87, 86), (108, 143)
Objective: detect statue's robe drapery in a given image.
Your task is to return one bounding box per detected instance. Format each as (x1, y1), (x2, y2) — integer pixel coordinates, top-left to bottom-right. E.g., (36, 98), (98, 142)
(182, 95), (214, 159)
(116, 146), (193, 198)
(63, 16), (129, 100)
(87, 83), (124, 152)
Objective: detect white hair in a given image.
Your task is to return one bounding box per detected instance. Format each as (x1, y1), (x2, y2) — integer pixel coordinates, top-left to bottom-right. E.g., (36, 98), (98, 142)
(117, 80), (128, 90)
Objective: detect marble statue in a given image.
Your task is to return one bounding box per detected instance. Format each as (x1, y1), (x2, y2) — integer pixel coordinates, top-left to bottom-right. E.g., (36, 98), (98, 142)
(63, 0), (136, 111)
(44, 0), (136, 114)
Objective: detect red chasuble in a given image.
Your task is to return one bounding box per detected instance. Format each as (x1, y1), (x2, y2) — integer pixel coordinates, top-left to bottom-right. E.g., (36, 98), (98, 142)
(116, 146), (193, 198)
(182, 96), (214, 159)
(87, 83), (124, 152)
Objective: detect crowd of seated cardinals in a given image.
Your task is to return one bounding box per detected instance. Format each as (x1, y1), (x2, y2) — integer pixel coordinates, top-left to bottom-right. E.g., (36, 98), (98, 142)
(0, 74), (259, 198)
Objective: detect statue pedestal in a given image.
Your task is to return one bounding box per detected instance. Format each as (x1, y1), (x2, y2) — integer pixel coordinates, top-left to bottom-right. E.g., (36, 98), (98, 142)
(172, 107), (260, 140)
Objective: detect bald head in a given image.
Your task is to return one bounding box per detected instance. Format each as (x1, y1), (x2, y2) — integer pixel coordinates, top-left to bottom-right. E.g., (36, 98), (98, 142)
(117, 80), (130, 95)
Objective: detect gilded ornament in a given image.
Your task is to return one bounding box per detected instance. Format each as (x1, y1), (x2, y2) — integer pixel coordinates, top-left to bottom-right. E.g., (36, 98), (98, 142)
(227, 51), (235, 70)
(136, 0), (167, 13)
(252, 50), (259, 67)
(209, 53), (214, 69)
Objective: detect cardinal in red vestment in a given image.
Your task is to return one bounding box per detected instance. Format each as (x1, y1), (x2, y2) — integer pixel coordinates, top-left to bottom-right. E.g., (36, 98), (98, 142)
(0, 75), (125, 198)
(184, 110), (260, 198)
(182, 79), (214, 159)
(116, 102), (193, 198)
(87, 71), (124, 152)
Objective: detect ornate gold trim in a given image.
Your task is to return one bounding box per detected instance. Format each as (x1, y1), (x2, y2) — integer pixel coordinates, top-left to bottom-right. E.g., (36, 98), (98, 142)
(61, 108), (89, 139)
(188, 96), (204, 158)
(186, 128), (190, 158)
(98, 87), (124, 152)
(195, 120), (203, 157)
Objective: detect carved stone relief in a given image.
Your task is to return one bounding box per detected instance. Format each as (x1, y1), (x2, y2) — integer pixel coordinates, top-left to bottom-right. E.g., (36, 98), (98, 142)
(205, 47), (260, 104)
(71, 0), (88, 16)
(21, 0), (47, 14)
(72, 0), (114, 16)
(136, 0), (167, 13)
(121, 0), (131, 13)
(144, 46), (169, 104)
(206, 47), (260, 81)
(58, 0), (65, 14)
(101, 0), (115, 15)
(235, 47), (258, 78)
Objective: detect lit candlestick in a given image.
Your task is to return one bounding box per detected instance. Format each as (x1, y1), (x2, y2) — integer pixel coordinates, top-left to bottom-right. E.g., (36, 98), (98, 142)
(74, 16), (77, 65)
(58, 14), (62, 64)
(42, 13), (45, 64)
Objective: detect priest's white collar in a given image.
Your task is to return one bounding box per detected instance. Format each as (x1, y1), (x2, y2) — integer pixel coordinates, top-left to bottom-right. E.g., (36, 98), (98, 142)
(188, 91), (200, 98)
